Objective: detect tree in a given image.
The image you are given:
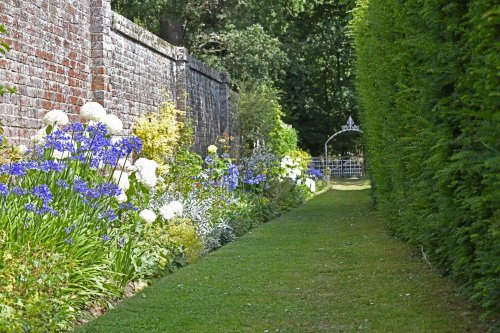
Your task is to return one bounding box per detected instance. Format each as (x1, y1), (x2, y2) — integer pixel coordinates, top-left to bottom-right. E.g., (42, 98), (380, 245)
(278, 0), (358, 156)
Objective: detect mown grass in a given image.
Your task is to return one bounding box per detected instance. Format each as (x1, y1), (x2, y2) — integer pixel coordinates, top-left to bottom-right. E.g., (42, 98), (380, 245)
(77, 190), (486, 332)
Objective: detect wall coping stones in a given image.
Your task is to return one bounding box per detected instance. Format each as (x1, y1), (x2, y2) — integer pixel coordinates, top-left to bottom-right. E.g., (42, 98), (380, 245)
(187, 55), (229, 84)
(111, 12), (177, 61)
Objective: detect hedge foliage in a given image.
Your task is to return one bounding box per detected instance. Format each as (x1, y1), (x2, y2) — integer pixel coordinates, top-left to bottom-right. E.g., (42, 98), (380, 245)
(351, 0), (499, 312)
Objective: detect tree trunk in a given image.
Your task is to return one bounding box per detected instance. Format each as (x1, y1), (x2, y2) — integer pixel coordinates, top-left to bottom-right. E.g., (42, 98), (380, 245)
(159, 17), (184, 46)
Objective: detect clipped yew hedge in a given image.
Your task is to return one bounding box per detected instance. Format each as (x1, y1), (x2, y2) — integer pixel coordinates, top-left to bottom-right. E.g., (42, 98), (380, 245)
(351, 0), (499, 312)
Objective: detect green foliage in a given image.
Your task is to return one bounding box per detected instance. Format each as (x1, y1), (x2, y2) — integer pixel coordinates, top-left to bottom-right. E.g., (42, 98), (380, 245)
(0, 246), (75, 332)
(192, 24), (288, 86)
(351, 0), (500, 312)
(279, 0), (358, 155)
(78, 190), (487, 333)
(237, 83), (297, 156)
(270, 120), (298, 157)
(112, 0), (358, 153)
(133, 100), (184, 164)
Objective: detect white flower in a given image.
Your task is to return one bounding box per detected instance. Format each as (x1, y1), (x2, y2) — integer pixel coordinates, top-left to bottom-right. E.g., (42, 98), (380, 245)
(17, 144), (28, 154)
(305, 178), (316, 192)
(113, 171), (130, 192)
(159, 201), (183, 220)
(134, 158), (158, 173)
(43, 110), (69, 126)
(169, 200), (183, 217)
(159, 204), (175, 220)
(116, 192), (128, 203)
(134, 158), (159, 188)
(117, 158), (134, 172)
(53, 150), (70, 160)
(136, 172), (158, 188)
(80, 102), (106, 121)
(31, 127), (48, 144)
(207, 145), (217, 154)
(139, 209), (157, 223)
(101, 114), (123, 135)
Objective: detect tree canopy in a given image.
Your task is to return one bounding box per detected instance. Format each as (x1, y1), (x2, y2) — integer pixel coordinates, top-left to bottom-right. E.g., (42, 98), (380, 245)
(112, 0), (358, 156)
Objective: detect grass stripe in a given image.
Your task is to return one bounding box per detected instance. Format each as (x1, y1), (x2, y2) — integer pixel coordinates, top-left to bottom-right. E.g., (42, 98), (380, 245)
(76, 190), (483, 332)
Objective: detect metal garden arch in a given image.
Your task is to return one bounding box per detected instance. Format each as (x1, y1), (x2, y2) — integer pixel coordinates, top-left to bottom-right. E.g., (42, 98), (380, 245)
(324, 116), (363, 179)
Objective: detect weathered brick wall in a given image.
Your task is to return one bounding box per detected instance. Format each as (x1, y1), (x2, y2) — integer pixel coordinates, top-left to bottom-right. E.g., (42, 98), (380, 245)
(0, 0), (93, 145)
(0, 0), (237, 153)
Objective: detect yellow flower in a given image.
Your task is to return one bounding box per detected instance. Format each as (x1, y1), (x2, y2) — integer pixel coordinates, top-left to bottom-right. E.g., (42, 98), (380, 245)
(207, 145), (218, 154)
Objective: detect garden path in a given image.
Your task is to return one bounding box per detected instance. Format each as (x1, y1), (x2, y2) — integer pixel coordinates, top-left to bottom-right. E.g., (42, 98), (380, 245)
(77, 189), (482, 332)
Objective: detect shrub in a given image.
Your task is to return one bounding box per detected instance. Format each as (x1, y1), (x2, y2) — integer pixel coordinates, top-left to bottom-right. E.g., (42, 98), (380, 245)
(133, 99), (184, 164)
(351, 0), (500, 312)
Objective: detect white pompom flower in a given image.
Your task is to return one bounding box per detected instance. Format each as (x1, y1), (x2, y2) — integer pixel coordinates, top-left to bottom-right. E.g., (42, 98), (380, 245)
(113, 170), (130, 192)
(102, 114), (123, 135)
(117, 158), (134, 172)
(134, 158), (158, 173)
(80, 102), (106, 121)
(134, 158), (159, 188)
(169, 200), (183, 217)
(159, 201), (183, 221)
(43, 110), (69, 126)
(139, 209), (157, 224)
(116, 192), (128, 203)
(159, 204), (175, 220)
(53, 150), (71, 160)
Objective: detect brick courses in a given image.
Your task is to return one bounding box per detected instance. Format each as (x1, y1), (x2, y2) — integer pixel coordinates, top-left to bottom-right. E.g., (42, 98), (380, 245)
(0, 0), (237, 153)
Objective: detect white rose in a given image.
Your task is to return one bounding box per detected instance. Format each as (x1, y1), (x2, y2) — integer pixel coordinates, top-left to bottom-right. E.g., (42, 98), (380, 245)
(101, 114), (123, 135)
(113, 170), (130, 192)
(139, 209), (157, 224)
(43, 110), (69, 126)
(80, 102), (106, 121)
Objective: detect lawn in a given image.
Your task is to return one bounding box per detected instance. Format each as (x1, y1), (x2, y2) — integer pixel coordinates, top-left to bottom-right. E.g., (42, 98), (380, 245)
(76, 189), (485, 332)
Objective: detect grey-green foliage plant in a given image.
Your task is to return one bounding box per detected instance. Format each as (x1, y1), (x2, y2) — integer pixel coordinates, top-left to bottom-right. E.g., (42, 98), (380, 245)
(351, 0), (499, 314)
(0, 24), (15, 97)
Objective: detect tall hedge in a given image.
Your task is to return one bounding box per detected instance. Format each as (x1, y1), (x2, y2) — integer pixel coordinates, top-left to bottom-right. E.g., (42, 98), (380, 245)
(351, 0), (499, 312)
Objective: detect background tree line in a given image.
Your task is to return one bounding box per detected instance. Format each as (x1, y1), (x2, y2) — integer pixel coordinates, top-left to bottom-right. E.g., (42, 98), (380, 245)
(111, 0), (359, 156)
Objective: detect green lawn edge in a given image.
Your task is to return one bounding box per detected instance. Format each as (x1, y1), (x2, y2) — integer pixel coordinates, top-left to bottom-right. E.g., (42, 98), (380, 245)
(76, 189), (487, 333)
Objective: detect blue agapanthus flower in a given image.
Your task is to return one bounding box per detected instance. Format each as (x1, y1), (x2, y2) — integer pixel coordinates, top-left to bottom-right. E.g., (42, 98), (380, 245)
(31, 184), (53, 203)
(0, 183), (9, 196)
(223, 163), (239, 191)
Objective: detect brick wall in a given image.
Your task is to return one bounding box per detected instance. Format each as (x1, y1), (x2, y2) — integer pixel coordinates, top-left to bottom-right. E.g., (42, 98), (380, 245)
(0, 0), (237, 153)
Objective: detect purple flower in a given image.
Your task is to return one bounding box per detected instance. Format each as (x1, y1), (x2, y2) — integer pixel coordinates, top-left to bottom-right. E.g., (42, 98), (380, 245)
(31, 184), (53, 203)
(12, 186), (27, 196)
(0, 183), (9, 196)
(223, 163), (239, 191)
(56, 179), (69, 189)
